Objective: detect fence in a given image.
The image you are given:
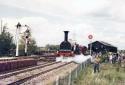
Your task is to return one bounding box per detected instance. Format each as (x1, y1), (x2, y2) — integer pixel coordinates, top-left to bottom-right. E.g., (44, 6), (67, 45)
(52, 58), (91, 85)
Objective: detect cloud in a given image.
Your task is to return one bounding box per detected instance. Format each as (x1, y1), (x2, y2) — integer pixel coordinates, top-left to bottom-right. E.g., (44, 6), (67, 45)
(0, 0), (125, 50)
(0, 4), (42, 18)
(0, 0), (110, 17)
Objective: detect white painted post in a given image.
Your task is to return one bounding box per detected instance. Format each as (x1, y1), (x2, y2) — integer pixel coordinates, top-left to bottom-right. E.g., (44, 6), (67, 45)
(75, 68), (78, 78)
(88, 34), (93, 56)
(68, 71), (71, 85)
(81, 63), (82, 70)
(16, 22), (21, 57)
(16, 28), (19, 56)
(90, 40), (92, 56)
(84, 62), (86, 68)
(25, 38), (28, 55)
(56, 76), (59, 85)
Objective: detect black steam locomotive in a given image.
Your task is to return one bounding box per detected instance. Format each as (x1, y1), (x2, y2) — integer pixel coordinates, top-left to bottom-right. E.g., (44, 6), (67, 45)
(58, 31), (74, 57)
(57, 31), (88, 57)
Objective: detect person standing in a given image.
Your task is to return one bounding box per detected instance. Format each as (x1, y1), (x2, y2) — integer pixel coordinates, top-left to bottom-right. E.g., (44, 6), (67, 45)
(93, 55), (101, 73)
(109, 54), (113, 64)
(118, 54), (122, 66)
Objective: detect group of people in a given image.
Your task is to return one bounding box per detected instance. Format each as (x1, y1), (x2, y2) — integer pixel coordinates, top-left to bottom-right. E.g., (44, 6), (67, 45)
(92, 53), (125, 73)
(109, 53), (122, 64)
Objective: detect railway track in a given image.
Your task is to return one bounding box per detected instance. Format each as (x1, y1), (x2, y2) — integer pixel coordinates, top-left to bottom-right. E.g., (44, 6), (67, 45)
(0, 61), (60, 80)
(0, 62), (73, 85)
(7, 62), (73, 85)
(23, 62), (78, 85)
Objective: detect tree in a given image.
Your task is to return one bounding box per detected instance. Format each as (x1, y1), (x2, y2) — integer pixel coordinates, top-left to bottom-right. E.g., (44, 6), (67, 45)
(45, 44), (59, 51)
(0, 26), (15, 56)
(28, 39), (37, 54)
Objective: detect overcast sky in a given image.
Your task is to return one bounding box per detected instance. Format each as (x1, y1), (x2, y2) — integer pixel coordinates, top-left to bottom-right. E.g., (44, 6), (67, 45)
(0, 0), (125, 50)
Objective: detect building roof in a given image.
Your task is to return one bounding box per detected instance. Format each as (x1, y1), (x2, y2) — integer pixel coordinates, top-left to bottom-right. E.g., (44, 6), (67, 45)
(99, 41), (116, 47)
(89, 41), (117, 48)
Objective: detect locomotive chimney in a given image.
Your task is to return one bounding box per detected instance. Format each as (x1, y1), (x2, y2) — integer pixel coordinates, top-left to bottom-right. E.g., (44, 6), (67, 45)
(64, 31), (69, 41)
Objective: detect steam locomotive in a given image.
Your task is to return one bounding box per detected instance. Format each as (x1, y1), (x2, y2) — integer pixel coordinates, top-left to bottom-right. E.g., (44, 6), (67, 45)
(57, 31), (87, 57)
(58, 31), (74, 57)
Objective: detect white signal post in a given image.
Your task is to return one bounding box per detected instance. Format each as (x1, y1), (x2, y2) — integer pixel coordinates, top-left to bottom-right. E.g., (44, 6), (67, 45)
(25, 37), (28, 56)
(16, 23), (30, 57)
(16, 22), (21, 57)
(24, 27), (30, 56)
(88, 35), (93, 56)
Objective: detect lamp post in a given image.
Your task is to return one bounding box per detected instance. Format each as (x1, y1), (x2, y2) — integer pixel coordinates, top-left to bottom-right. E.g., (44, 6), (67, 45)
(16, 22), (21, 57)
(24, 28), (30, 56)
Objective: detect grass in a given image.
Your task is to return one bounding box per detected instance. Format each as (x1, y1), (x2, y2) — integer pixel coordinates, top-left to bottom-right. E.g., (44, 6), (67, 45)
(73, 63), (125, 85)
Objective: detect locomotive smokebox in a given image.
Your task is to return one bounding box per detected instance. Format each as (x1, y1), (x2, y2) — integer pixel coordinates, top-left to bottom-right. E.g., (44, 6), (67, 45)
(64, 31), (69, 41)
